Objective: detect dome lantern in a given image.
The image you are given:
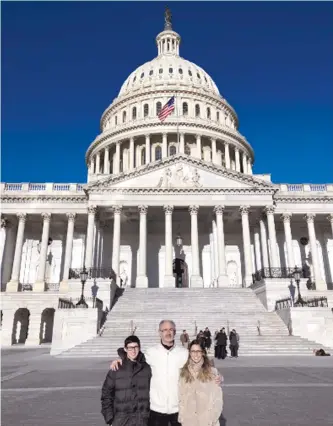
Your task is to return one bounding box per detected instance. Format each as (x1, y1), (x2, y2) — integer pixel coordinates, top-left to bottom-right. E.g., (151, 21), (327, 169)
(156, 7), (181, 56)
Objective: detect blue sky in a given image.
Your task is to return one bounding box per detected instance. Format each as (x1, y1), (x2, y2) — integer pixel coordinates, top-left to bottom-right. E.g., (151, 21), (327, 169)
(2, 1), (333, 184)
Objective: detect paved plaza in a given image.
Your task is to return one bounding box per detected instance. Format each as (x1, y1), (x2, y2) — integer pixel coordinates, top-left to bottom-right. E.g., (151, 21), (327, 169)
(1, 348), (333, 426)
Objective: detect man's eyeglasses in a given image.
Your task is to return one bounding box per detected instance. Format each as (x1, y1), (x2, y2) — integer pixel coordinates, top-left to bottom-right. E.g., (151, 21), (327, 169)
(159, 328), (175, 333)
(126, 345), (139, 351)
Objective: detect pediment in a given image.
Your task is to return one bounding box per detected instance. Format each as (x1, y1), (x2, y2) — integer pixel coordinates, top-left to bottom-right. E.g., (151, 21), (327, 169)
(87, 155), (274, 192)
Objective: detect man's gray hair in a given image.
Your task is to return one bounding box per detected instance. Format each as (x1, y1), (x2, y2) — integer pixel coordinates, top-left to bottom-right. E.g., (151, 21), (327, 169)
(159, 320), (176, 331)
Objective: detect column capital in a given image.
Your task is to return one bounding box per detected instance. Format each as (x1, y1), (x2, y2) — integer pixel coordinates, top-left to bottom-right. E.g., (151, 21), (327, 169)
(210, 137), (216, 142)
(240, 205), (250, 215)
(17, 213), (27, 222)
(1, 217), (9, 228)
(138, 205), (148, 215)
(112, 205), (123, 215)
(281, 212), (292, 223)
(327, 213), (333, 224)
(189, 205), (199, 215)
(66, 213), (76, 222)
(163, 205), (174, 215)
(88, 205), (98, 215)
(234, 146), (239, 152)
(195, 134), (201, 139)
(224, 141), (229, 147)
(162, 132), (167, 137)
(264, 205), (275, 215)
(179, 132), (185, 137)
(305, 213), (316, 223)
(145, 133), (150, 138)
(214, 205), (225, 215)
(41, 212), (51, 222)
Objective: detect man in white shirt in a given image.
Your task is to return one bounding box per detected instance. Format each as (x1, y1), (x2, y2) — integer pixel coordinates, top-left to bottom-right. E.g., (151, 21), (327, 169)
(110, 319), (222, 426)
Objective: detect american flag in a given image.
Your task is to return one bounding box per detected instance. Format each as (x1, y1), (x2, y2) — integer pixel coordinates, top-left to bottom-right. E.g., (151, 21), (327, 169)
(158, 96), (175, 122)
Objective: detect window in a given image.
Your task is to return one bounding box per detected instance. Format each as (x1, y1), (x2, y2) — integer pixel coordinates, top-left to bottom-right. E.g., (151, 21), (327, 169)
(197, 73), (201, 79)
(169, 145), (176, 156)
(188, 70), (192, 76)
(204, 76), (208, 83)
(122, 111), (126, 123)
(140, 72), (144, 79)
(195, 104), (200, 117)
(156, 102), (162, 115)
(141, 147), (146, 165)
(207, 107), (211, 119)
(182, 102), (188, 116)
(179, 68), (183, 74)
(115, 116), (118, 125)
(149, 70), (153, 76)
(169, 68), (173, 74)
(143, 104), (149, 118)
(133, 76), (136, 82)
(159, 68), (163, 74)
(217, 111), (220, 122)
(185, 144), (191, 155)
(132, 107), (137, 120)
(155, 146), (162, 161)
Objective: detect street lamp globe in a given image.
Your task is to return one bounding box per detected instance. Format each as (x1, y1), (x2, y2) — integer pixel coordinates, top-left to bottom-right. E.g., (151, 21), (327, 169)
(80, 267), (88, 283)
(176, 234), (183, 247)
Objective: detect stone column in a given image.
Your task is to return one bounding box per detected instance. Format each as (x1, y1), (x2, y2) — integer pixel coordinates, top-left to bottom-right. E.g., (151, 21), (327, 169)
(111, 206), (122, 285)
(254, 228), (262, 271)
(89, 157), (95, 174)
(265, 206), (279, 268)
(235, 148), (240, 172)
(209, 232), (216, 286)
(189, 206), (203, 287)
(327, 214), (333, 237)
(240, 206), (252, 286)
(7, 214), (27, 292)
(259, 216), (270, 269)
(95, 152), (101, 174)
(145, 134), (150, 164)
(34, 213), (52, 292)
(225, 143), (230, 169)
(136, 205), (148, 288)
(162, 133), (168, 158)
(242, 152), (247, 174)
(163, 205), (174, 287)
(104, 147), (109, 174)
(85, 206), (97, 269)
(129, 137), (135, 170)
(214, 206), (227, 286)
(247, 159), (253, 175)
(211, 138), (217, 164)
(114, 142), (120, 174)
(179, 132), (185, 154)
(0, 217), (8, 269)
(212, 219), (219, 281)
(281, 213), (295, 269)
(305, 213), (325, 290)
(196, 134), (202, 159)
(60, 213), (76, 292)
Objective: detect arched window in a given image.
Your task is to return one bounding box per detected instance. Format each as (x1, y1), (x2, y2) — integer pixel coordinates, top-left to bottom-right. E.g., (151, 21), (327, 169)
(156, 102), (162, 116)
(182, 102), (188, 116)
(179, 68), (183, 74)
(122, 111), (126, 123)
(195, 104), (200, 117)
(155, 146), (162, 161)
(169, 68), (173, 74)
(188, 70), (192, 76)
(149, 70), (154, 76)
(159, 68), (163, 74)
(115, 116), (118, 125)
(140, 72), (144, 79)
(143, 104), (149, 118)
(185, 144), (191, 155)
(207, 107), (211, 119)
(216, 111), (220, 122)
(141, 147), (146, 165)
(132, 107), (137, 120)
(169, 145), (176, 156)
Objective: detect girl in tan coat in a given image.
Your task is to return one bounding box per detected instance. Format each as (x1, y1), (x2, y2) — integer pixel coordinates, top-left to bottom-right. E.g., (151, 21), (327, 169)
(178, 339), (223, 426)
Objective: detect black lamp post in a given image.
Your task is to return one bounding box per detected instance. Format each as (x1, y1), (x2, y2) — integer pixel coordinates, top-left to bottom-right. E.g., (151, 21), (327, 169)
(293, 266), (305, 306)
(76, 266), (89, 308)
(175, 233), (183, 288)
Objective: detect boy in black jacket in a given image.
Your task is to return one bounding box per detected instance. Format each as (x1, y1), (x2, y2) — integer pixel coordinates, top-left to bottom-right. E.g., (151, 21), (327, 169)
(101, 335), (151, 426)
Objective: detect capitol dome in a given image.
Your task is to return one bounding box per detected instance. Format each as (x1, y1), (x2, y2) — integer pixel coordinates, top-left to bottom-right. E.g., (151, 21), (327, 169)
(86, 9), (254, 181)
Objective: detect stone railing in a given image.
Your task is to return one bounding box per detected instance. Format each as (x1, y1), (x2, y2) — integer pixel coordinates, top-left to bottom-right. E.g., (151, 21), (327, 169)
(252, 267), (309, 282)
(275, 296), (328, 310)
(1, 183), (85, 195)
(276, 184), (333, 194)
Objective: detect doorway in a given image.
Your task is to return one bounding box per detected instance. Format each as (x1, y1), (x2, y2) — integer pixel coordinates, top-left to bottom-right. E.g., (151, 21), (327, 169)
(173, 258), (189, 288)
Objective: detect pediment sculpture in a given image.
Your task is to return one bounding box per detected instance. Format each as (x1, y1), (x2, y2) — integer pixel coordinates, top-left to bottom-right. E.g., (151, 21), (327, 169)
(156, 164), (202, 189)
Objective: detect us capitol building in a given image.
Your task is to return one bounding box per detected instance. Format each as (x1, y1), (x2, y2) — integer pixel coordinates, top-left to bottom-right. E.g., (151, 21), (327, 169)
(1, 10), (333, 348)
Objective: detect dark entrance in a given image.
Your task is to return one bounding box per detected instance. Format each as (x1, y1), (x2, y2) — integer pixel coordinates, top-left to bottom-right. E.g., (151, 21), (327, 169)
(173, 258), (188, 288)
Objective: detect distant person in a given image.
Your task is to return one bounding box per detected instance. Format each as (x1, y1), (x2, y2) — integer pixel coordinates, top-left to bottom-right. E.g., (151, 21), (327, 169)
(180, 329), (190, 349)
(229, 329), (239, 358)
(313, 348), (331, 356)
(178, 339), (223, 426)
(101, 335), (151, 426)
(216, 328), (228, 360)
(203, 327), (212, 352)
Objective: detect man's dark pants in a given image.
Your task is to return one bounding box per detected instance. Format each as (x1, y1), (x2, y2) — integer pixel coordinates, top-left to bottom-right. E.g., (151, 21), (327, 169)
(148, 410), (181, 426)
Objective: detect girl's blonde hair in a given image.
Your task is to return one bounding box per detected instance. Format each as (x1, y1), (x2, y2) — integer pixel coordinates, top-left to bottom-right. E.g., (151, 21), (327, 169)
(180, 340), (215, 383)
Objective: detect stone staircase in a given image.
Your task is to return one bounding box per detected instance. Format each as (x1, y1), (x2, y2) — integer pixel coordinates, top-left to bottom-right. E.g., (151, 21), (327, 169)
(57, 288), (331, 357)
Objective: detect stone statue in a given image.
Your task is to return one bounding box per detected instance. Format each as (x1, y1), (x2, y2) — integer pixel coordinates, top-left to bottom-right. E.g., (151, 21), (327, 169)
(164, 6), (172, 30)
(156, 165), (202, 189)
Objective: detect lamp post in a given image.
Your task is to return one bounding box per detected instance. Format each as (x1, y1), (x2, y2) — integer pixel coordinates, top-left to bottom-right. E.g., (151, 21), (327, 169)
(76, 266), (89, 308)
(293, 266), (305, 306)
